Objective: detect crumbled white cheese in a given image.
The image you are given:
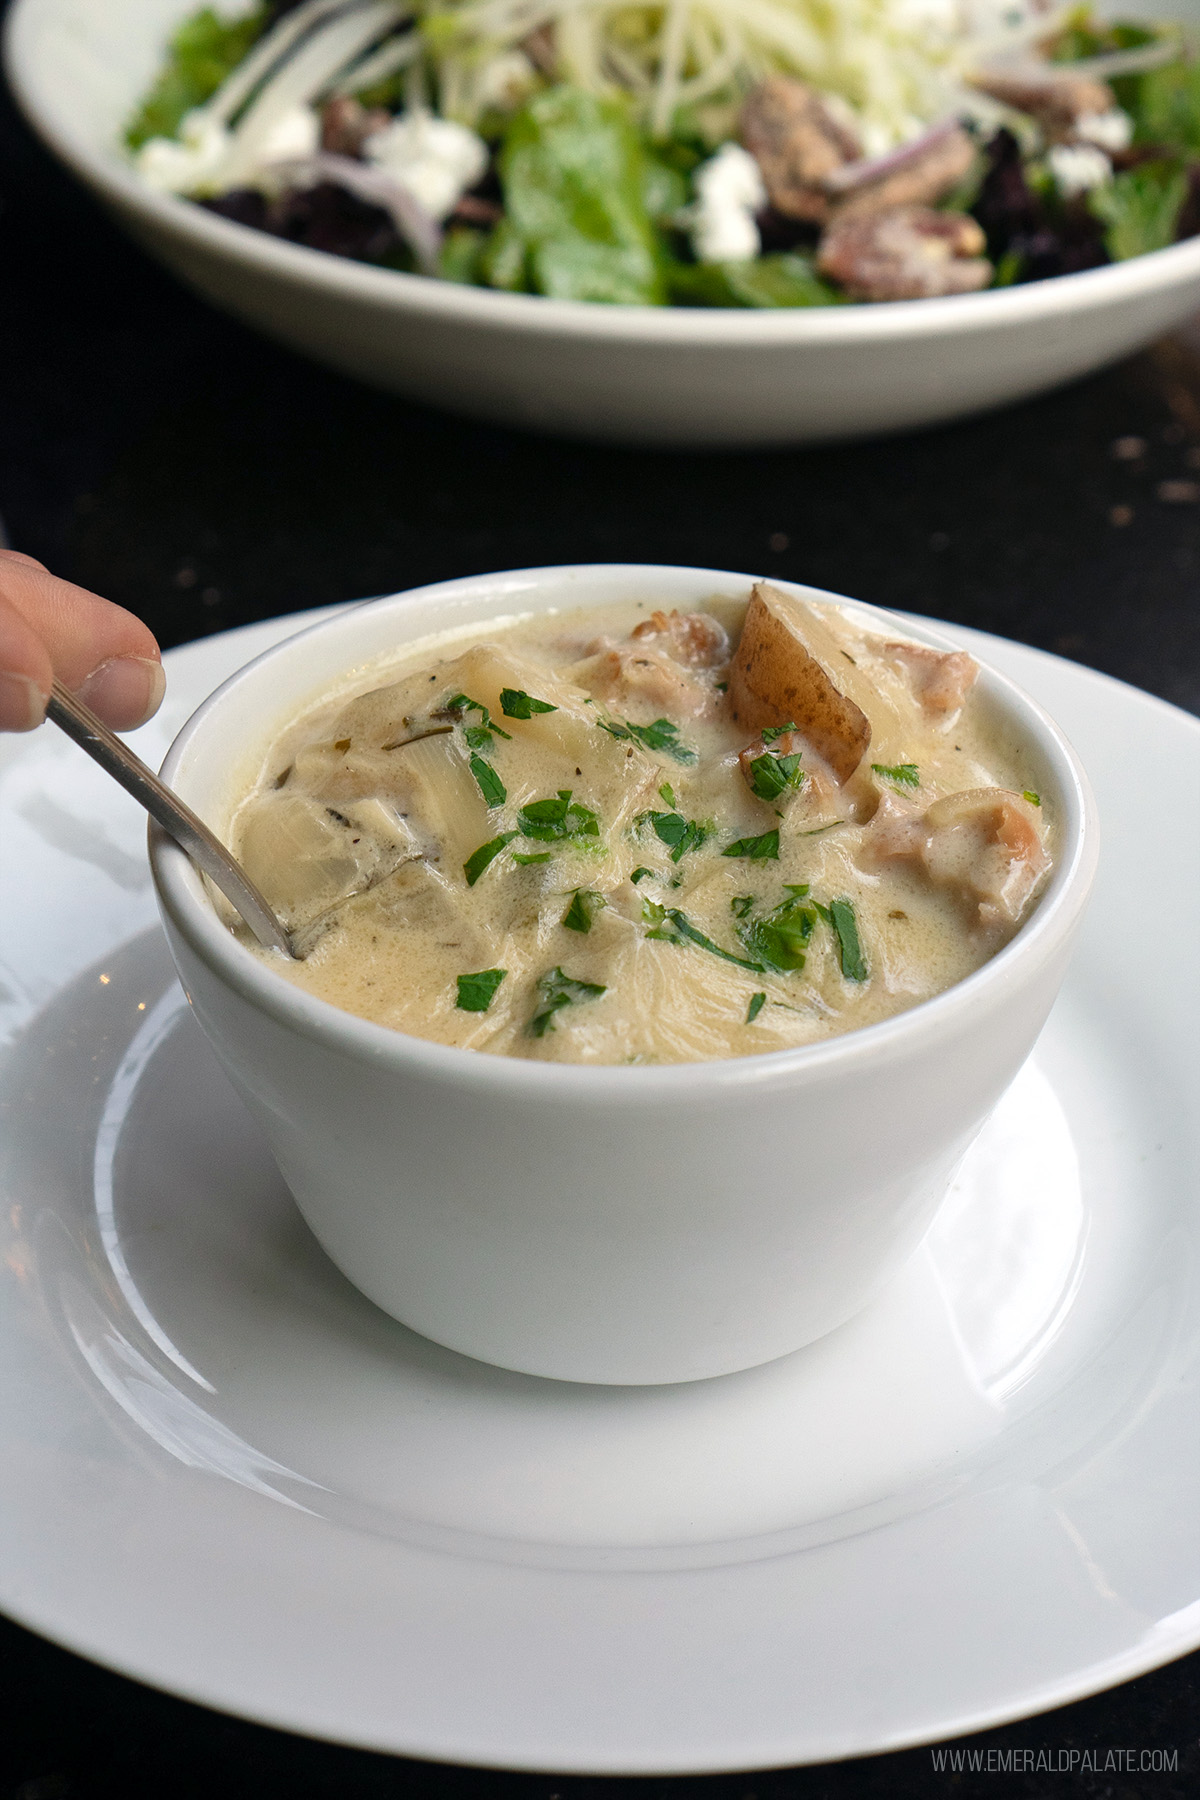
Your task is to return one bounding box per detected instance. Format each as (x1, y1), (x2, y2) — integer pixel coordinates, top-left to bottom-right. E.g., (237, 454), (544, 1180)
(1047, 142), (1112, 198)
(258, 104), (321, 163)
(1075, 109), (1133, 153)
(363, 111), (488, 220)
(137, 104), (320, 195)
(690, 143), (766, 264)
(136, 110), (231, 194)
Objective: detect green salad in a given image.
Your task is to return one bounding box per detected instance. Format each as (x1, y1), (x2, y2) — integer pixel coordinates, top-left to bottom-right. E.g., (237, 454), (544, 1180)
(127, 0), (1200, 305)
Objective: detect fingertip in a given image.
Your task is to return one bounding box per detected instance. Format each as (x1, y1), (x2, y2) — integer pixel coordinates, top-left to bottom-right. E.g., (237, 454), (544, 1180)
(139, 657), (167, 725)
(76, 655), (166, 730)
(0, 671), (48, 731)
(0, 548), (49, 573)
(0, 591), (54, 731)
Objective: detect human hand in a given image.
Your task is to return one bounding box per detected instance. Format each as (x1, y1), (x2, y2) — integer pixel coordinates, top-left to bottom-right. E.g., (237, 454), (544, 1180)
(0, 549), (164, 732)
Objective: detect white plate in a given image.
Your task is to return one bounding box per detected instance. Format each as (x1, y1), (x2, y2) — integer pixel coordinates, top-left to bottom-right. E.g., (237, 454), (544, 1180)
(1, 606), (1198, 1773)
(8, 0), (1200, 447)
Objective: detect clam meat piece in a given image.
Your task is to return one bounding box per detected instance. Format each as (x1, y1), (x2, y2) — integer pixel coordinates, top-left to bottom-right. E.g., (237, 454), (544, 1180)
(571, 608), (731, 718)
(577, 642), (717, 719)
(884, 641), (978, 718)
(862, 788), (927, 860)
(629, 608), (731, 668)
(864, 785), (1048, 929)
(923, 788), (1049, 928)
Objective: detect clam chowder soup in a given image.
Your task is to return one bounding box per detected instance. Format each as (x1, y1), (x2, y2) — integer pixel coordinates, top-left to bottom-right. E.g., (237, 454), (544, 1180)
(232, 586), (1053, 1063)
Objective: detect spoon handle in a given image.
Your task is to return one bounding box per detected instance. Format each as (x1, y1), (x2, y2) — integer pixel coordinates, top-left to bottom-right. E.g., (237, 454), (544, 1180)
(46, 681), (294, 958)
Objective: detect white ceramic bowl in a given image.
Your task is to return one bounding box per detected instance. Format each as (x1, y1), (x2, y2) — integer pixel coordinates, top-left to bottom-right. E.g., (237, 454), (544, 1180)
(8, 0), (1200, 447)
(150, 565), (1098, 1385)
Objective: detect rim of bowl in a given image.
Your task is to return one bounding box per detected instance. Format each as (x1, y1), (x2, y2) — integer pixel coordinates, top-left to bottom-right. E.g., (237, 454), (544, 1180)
(151, 564), (1099, 1100)
(8, 0), (1200, 349)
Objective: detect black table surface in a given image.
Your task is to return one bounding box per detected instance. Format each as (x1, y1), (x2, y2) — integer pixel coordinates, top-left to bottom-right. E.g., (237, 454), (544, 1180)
(3, 24), (1200, 1800)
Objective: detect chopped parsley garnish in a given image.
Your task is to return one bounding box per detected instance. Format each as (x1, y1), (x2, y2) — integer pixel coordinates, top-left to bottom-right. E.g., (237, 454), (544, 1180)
(445, 691), (487, 718)
(463, 832), (517, 886)
(563, 889), (605, 933)
(737, 884), (816, 973)
(722, 829), (780, 861)
(599, 716), (698, 764)
(630, 866), (654, 884)
(731, 894), (756, 918)
(444, 692), (511, 753)
(872, 762), (920, 790)
(746, 749), (804, 802)
(518, 789), (600, 841)
(760, 722), (797, 742)
(645, 810), (687, 850)
(639, 809), (710, 863)
(826, 898), (868, 981)
(1023, 789), (1042, 807)
(643, 900), (765, 972)
(530, 966), (607, 1037)
(625, 718), (698, 762)
(468, 753), (507, 808)
(513, 851), (552, 865)
(500, 687), (558, 719)
(455, 968), (507, 1012)
(746, 992), (767, 1023)
(658, 782), (676, 807)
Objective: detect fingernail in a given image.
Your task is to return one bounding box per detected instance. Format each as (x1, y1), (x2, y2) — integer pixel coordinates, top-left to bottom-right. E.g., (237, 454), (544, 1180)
(77, 657), (166, 729)
(0, 671), (47, 731)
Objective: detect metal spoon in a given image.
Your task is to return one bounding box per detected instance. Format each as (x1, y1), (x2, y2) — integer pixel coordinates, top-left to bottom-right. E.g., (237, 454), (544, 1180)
(46, 679), (295, 958)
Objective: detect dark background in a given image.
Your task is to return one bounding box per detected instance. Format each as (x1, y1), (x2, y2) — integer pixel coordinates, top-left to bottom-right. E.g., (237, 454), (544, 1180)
(2, 11), (1199, 1797)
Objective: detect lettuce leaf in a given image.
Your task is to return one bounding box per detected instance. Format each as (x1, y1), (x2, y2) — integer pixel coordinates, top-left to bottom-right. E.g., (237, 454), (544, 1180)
(495, 87), (665, 304)
(667, 254), (842, 309)
(1117, 57), (1200, 152)
(1089, 159), (1189, 260)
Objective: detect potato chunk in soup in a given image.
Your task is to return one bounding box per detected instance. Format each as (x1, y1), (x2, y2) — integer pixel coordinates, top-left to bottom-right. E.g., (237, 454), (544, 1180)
(231, 586), (1053, 1063)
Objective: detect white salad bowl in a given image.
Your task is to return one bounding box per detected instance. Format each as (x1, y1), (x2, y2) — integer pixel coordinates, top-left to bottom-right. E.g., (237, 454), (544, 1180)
(150, 564), (1098, 1385)
(7, 0), (1200, 447)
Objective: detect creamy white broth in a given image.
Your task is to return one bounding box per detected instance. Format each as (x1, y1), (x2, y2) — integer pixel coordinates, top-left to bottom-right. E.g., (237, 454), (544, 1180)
(230, 587), (1054, 1063)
